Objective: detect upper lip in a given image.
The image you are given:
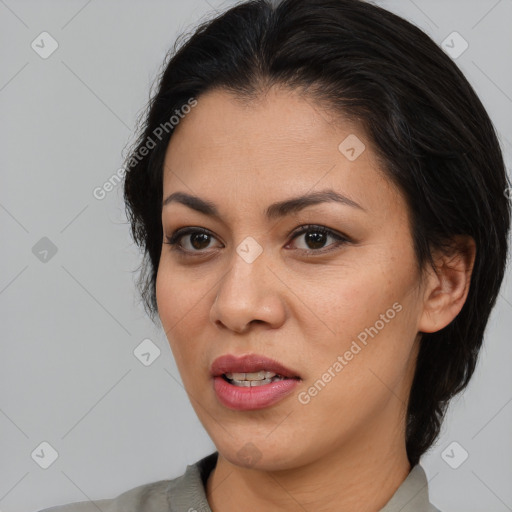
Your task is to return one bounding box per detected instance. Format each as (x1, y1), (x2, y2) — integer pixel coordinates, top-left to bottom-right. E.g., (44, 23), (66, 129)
(210, 353), (301, 379)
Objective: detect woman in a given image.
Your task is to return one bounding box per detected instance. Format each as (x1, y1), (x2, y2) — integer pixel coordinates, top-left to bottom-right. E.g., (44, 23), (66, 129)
(39, 0), (510, 510)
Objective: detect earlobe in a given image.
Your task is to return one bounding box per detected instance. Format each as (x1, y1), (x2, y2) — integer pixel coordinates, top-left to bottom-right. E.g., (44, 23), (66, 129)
(418, 235), (476, 334)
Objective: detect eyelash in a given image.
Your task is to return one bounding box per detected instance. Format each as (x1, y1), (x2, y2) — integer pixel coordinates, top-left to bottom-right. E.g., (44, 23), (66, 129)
(163, 224), (350, 257)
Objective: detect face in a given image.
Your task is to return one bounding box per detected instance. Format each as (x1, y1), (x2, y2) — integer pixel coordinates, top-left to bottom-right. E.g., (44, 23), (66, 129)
(156, 86), (427, 471)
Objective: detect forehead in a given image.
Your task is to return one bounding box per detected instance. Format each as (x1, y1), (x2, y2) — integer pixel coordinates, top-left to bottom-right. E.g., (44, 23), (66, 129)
(162, 86), (403, 221)
(167, 86), (348, 157)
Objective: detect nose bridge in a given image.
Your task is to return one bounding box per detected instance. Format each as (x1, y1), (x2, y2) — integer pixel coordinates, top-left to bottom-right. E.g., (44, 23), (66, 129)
(210, 236), (285, 331)
(218, 236), (269, 306)
(230, 236), (266, 289)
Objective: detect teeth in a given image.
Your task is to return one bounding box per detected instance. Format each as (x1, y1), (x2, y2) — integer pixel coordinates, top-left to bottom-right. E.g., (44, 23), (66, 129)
(225, 371), (278, 380)
(232, 378), (274, 387)
(223, 371), (289, 387)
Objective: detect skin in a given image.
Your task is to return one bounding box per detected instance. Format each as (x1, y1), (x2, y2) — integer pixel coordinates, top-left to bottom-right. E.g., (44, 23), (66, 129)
(156, 86), (475, 512)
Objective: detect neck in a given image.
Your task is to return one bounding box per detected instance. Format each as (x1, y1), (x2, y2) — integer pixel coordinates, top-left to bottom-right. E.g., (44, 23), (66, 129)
(206, 417), (411, 512)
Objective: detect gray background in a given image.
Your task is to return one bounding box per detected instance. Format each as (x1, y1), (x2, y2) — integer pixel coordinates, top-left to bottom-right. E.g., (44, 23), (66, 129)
(1, 1), (511, 511)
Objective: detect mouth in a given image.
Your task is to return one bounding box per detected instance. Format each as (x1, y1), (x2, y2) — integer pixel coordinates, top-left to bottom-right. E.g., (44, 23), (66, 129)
(211, 353), (301, 380)
(210, 353), (301, 410)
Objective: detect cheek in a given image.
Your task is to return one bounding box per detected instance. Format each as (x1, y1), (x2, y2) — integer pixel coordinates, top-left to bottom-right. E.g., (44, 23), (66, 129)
(298, 254), (419, 401)
(296, 313), (416, 443)
(155, 259), (210, 356)
(301, 264), (400, 350)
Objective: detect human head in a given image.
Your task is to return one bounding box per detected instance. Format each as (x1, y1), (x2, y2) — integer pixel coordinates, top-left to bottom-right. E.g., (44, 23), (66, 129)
(123, 0), (511, 466)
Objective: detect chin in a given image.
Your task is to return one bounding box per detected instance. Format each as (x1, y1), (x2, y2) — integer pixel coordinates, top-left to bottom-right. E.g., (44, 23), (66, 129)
(213, 434), (307, 472)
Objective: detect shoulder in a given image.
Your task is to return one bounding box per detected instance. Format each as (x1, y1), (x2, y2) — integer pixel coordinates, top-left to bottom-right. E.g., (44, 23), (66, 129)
(378, 464), (445, 512)
(35, 478), (173, 512)
(36, 451), (218, 512)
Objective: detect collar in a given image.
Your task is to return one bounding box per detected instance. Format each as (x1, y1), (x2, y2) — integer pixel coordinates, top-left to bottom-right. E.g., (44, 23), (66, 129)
(166, 452), (439, 512)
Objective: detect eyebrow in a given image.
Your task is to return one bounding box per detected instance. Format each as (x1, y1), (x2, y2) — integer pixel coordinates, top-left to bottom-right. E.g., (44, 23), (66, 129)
(162, 189), (365, 220)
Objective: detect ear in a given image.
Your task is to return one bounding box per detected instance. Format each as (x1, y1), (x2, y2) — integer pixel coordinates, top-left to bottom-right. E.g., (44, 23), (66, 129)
(418, 235), (476, 334)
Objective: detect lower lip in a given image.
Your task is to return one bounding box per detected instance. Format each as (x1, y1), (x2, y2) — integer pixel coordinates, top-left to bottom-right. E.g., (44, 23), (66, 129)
(213, 376), (300, 411)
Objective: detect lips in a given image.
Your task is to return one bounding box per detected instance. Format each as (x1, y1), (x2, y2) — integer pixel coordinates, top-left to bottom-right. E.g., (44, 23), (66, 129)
(210, 353), (301, 380)
(211, 353), (302, 410)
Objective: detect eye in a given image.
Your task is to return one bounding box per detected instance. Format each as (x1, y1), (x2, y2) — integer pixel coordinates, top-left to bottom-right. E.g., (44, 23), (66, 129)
(286, 224), (349, 254)
(164, 227), (222, 254)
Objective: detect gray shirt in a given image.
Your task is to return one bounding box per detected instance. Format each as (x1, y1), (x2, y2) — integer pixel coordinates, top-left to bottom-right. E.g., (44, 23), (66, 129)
(38, 452), (441, 512)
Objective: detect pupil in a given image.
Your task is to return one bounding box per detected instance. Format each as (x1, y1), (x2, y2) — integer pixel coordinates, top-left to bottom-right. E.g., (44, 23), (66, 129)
(306, 231), (326, 249)
(191, 233), (210, 250)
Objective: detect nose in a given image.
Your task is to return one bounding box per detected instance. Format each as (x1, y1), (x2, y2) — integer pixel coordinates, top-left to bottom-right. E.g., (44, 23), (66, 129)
(209, 246), (287, 334)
